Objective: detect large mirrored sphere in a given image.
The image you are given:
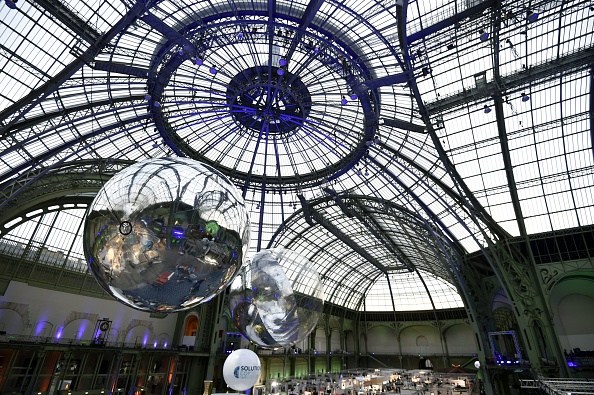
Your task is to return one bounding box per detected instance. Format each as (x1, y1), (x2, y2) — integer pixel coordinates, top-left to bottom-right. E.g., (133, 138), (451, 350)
(83, 157), (250, 313)
(229, 248), (324, 348)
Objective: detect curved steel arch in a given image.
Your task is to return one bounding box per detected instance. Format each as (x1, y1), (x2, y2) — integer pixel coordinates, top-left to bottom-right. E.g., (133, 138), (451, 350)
(0, 197), (94, 236)
(0, 117), (149, 213)
(0, 159), (133, 227)
(0, 96), (146, 139)
(268, 193), (463, 310)
(0, 3), (145, 131)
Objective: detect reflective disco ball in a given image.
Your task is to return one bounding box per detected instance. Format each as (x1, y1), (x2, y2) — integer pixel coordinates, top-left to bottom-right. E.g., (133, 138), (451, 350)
(83, 157), (250, 313)
(229, 248), (324, 348)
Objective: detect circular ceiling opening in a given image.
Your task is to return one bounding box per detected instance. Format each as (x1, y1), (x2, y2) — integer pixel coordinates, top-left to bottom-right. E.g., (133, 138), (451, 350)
(149, 22), (376, 189)
(226, 66), (312, 137)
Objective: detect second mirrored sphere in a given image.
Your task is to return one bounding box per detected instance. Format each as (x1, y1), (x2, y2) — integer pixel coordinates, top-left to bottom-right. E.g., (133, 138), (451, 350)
(229, 248), (324, 348)
(83, 157), (251, 313)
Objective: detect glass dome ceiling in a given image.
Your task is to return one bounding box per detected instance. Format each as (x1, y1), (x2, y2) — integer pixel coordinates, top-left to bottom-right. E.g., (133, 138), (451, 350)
(0, 0), (592, 313)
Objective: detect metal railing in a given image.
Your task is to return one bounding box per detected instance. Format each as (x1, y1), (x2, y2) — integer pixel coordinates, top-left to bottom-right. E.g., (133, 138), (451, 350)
(520, 378), (594, 394)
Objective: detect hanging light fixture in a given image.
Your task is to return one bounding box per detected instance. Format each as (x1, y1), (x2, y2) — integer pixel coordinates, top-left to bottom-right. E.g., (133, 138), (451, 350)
(195, 58), (204, 66)
(521, 93), (530, 102)
(484, 105), (492, 113)
(341, 96), (348, 105)
(527, 10), (539, 23)
(479, 30), (490, 42)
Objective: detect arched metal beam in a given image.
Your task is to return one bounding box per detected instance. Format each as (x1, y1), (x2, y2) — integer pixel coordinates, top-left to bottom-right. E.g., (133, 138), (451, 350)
(0, 196), (94, 236)
(395, 3), (511, 243)
(407, 0), (496, 44)
(324, 188), (414, 271)
(298, 195), (388, 274)
(425, 46), (594, 116)
(590, 66), (594, 161)
(33, 0), (102, 45)
(0, 2), (145, 133)
(377, 141), (511, 240)
(397, 5), (499, 389)
(1, 97), (145, 139)
(0, 115), (149, 209)
(490, 3), (570, 375)
(0, 159), (133, 226)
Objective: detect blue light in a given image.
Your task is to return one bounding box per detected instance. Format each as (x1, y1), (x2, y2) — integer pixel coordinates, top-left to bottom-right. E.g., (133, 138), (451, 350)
(279, 58), (287, 66)
(568, 361), (578, 367)
(195, 58), (204, 66)
(172, 228), (184, 239)
(209, 67), (218, 74)
(480, 32), (489, 42)
(277, 68), (285, 76)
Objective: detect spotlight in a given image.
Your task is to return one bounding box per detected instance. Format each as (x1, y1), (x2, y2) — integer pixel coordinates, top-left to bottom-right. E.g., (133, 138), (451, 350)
(341, 96), (348, 105)
(277, 68), (285, 76)
(350, 93), (358, 100)
(144, 93), (151, 101)
(521, 93), (530, 102)
(5, 0), (17, 9)
(237, 32), (244, 39)
(483, 105), (492, 113)
(209, 66), (218, 74)
(195, 58), (204, 66)
(279, 58), (287, 66)
(527, 11), (539, 23)
(479, 30), (489, 42)
(178, 49), (184, 55)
